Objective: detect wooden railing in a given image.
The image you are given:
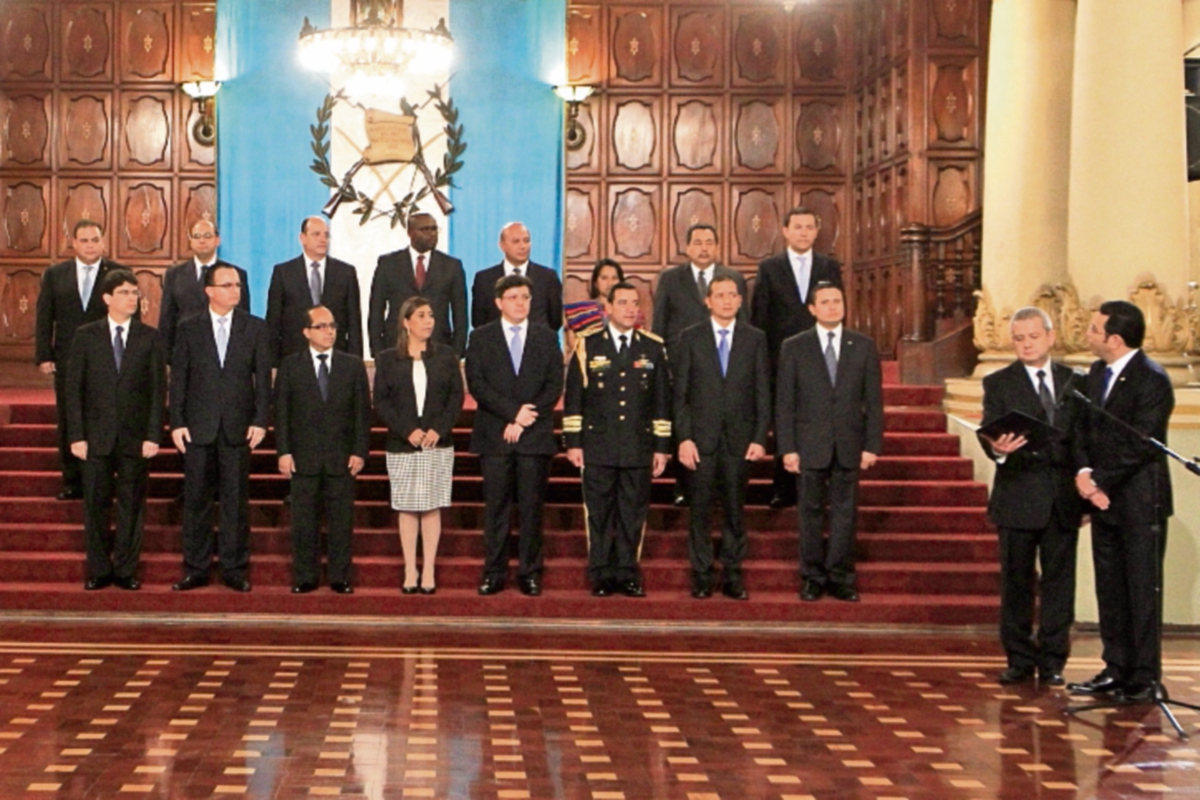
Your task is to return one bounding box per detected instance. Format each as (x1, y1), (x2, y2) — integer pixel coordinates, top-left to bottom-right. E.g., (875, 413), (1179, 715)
(899, 209), (983, 344)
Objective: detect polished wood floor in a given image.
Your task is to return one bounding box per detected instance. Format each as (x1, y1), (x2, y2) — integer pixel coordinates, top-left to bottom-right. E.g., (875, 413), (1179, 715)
(0, 618), (1197, 799)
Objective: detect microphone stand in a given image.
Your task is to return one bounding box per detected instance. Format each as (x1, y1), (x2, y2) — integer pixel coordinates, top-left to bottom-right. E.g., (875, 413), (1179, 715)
(1064, 388), (1200, 739)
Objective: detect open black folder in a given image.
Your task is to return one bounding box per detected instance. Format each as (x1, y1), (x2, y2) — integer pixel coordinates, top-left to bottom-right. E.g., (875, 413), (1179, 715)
(976, 410), (1066, 451)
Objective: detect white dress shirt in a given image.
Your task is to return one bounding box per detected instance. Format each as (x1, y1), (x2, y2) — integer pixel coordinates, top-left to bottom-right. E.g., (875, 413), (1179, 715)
(711, 317), (736, 348)
(210, 307), (234, 339)
(412, 357), (428, 417)
(817, 323), (843, 360)
(504, 260), (529, 277)
(789, 248), (812, 302)
(690, 263), (714, 289)
(76, 258), (101, 303)
(1023, 362), (1055, 396)
(1103, 349), (1139, 400)
(194, 256), (217, 282)
(503, 316), (529, 360)
(107, 316), (130, 343)
(309, 346), (333, 379)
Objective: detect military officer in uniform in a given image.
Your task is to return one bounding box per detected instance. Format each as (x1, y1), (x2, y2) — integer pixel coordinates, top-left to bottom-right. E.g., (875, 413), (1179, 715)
(565, 281), (672, 597)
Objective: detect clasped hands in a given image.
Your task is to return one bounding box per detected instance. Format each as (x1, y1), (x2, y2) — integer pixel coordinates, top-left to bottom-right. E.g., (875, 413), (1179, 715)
(504, 404), (539, 444)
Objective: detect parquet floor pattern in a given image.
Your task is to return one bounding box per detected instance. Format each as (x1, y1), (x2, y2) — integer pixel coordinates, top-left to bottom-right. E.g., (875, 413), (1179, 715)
(0, 622), (1197, 799)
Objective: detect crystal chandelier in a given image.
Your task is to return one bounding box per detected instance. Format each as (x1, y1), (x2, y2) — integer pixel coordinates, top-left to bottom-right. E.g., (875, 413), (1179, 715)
(298, 0), (453, 98)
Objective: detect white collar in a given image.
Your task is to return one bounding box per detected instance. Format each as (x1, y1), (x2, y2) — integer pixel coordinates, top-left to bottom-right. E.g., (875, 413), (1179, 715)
(1022, 360), (1055, 390)
(1105, 349), (1139, 382)
(788, 247), (812, 262)
(209, 307), (234, 324)
(711, 317), (737, 337)
(608, 322), (634, 346)
(75, 257), (101, 271)
(690, 262), (714, 277)
(816, 322), (843, 340)
(303, 255), (326, 270)
(193, 256), (217, 271)
(502, 316), (529, 335)
(310, 346), (332, 365)
(504, 260), (529, 275)
(107, 316), (131, 338)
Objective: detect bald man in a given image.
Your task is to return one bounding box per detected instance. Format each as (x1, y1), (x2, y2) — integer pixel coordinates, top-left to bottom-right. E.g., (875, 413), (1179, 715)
(159, 219), (250, 363)
(470, 222), (562, 331)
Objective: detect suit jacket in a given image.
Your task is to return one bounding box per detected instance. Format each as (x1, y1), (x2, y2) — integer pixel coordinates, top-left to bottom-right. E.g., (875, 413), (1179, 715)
(1073, 350), (1174, 525)
(464, 320), (563, 456)
(169, 309), (272, 446)
(64, 318), (165, 457)
(775, 326), (884, 470)
(266, 255), (363, 365)
(979, 360), (1085, 531)
(158, 258), (250, 363)
(751, 250), (842, 364)
(369, 248), (467, 357)
(374, 342), (465, 453)
(273, 349), (371, 476)
(35, 258), (130, 365)
(470, 262), (563, 331)
(651, 263), (747, 346)
(672, 320), (771, 456)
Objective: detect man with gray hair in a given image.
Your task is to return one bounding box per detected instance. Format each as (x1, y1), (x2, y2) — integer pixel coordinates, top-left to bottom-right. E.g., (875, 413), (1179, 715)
(978, 306), (1084, 687)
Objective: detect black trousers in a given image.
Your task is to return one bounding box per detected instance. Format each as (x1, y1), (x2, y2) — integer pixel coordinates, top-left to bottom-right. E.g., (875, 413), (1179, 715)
(583, 464), (651, 585)
(53, 368), (82, 492)
(998, 519), (1078, 672)
(688, 440), (750, 578)
(81, 449), (149, 580)
(798, 462), (860, 588)
(771, 456), (797, 505)
(180, 436), (251, 582)
(290, 470), (356, 585)
(1092, 518), (1168, 686)
(479, 453), (550, 582)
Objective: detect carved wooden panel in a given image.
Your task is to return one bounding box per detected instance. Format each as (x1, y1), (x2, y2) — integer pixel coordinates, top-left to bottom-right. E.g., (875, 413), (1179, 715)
(1, 179), (48, 257)
(178, 3), (215, 81)
(0, 269), (42, 341)
(794, 186), (842, 261)
(932, 0), (974, 44)
(669, 185), (720, 260)
(609, 97), (660, 174)
(893, 65), (907, 153)
(120, 4), (171, 82)
(62, 4), (113, 81)
(58, 178), (110, 257)
(795, 100), (842, 173)
(931, 165), (971, 227)
(3, 93), (50, 167)
(609, 184), (660, 262)
(565, 101), (598, 173)
(119, 91), (172, 169)
(731, 8), (784, 86)
(930, 62), (971, 144)
(670, 97), (720, 174)
(730, 186), (783, 263)
(733, 98), (783, 174)
(1, 4), (52, 80)
(565, 186), (598, 261)
(567, 6), (602, 84)
(60, 91), (112, 169)
(133, 267), (162, 326)
(119, 179), (170, 258)
(671, 8), (722, 87)
(794, 7), (844, 85)
(180, 99), (214, 170)
(610, 7), (661, 87)
(177, 179), (214, 254)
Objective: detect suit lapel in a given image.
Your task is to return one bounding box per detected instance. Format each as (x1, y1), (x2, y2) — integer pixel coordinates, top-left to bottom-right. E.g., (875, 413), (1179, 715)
(810, 331), (834, 390)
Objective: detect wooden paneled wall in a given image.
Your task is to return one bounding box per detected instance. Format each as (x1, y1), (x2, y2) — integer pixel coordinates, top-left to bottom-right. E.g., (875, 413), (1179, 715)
(0, 1), (215, 368)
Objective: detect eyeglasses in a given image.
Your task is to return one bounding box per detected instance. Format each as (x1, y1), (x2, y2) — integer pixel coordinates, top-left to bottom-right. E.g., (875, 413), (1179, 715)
(190, 232), (217, 240)
(111, 288), (140, 298)
(307, 322), (338, 331)
(213, 282), (241, 289)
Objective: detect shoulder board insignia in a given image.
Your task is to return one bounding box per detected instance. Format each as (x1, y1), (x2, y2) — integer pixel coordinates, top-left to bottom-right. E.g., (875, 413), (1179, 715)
(638, 329), (663, 344)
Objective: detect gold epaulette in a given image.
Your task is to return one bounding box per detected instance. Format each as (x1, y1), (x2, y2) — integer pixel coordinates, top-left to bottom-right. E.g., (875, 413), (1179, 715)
(573, 335), (589, 389)
(638, 329), (663, 344)
(652, 419), (672, 438)
(563, 414), (583, 434)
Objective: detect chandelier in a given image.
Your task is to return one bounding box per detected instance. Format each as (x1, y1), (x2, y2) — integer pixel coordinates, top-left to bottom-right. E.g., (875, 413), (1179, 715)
(298, 0), (453, 98)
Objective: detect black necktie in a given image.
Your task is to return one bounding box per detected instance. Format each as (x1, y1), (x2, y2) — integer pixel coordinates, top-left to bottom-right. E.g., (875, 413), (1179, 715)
(618, 333), (628, 354)
(696, 269), (707, 300)
(114, 325), (125, 373)
(512, 266), (522, 277)
(317, 353), (329, 401)
(1036, 369), (1055, 425)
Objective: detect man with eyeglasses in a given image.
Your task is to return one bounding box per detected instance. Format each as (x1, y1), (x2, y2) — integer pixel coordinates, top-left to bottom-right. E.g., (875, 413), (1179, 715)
(169, 265), (272, 593)
(159, 219), (250, 363)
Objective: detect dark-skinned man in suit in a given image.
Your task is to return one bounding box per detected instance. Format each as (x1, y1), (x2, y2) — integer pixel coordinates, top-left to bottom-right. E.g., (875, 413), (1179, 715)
(65, 269), (165, 591)
(776, 282), (883, 603)
(275, 305), (371, 595)
(169, 265), (272, 593)
(159, 219), (251, 363)
(370, 212), (467, 358)
(673, 275), (771, 601)
(752, 207), (843, 508)
(1068, 301), (1174, 703)
(36, 219), (128, 500)
(266, 215), (362, 366)
(465, 274), (564, 597)
(979, 307), (1084, 687)
(470, 222), (563, 331)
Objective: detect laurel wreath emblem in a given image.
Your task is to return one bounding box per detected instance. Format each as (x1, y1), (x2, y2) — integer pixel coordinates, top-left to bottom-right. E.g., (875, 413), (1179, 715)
(309, 83), (467, 228)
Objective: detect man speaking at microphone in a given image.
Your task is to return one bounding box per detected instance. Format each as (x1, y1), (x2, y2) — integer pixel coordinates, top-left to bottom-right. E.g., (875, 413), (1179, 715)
(978, 307), (1084, 687)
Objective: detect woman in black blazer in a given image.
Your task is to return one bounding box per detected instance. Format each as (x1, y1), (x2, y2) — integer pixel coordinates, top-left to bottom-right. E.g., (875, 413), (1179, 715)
(373, 297), (464, 593)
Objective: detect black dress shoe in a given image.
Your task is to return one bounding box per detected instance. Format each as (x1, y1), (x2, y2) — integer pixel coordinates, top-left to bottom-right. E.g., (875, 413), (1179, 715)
(402, 584), (419, 595)
(829, 584), (860, 602)
(800, 579), (824, 602)
(722, 580), (749, 601)
(691, 573), (712, 599)
(330, 582), (353, 595)
(621, 580), (646, 598)
(222, 576), (251, 592)
(172, 574), (209, 592)
(478, 578), (505, 596)
(592, 581), (613, 597)
(57, 487), (83, 501)
(418, 585), (436, 595)
(1114, 682), (1155, 703)
(113, 576), (141, 591)
(1039, 670), (1065, 687)
(1067, 672), (1124, 695)
(997, 666), (1035, 685)
(518, 577), (542, 597)
(768, 494), (795, 510)
(292, 582), (317, 594)
(84, 576), (112, 591)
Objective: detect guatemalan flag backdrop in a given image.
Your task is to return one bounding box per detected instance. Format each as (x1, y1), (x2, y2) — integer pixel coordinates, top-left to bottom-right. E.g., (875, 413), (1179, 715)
(215, 0), (566, 325)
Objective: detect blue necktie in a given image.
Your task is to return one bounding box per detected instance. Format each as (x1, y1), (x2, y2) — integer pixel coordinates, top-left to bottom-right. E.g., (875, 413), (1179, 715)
(717, 328), (729, 377)
(113, 326), (124, 372)
(509, 325), (523, 374)
(80, 264), (95, 308)
(317, 353), (329, 401)
(216, 317), (228, 367)
(1100, 366), (1114, 403)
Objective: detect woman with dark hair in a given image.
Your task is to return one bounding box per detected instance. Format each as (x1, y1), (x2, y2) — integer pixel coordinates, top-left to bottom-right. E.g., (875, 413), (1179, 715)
(564, 258), (644, 354)
(373, 296), (464, 593)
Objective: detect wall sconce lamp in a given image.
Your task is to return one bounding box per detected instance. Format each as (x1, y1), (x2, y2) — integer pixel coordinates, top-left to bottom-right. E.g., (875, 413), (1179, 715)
(181, 80), (221, 146)
(554, 84), (596, 151)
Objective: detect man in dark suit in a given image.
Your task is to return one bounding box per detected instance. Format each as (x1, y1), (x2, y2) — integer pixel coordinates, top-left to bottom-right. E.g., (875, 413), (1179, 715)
(266, 216), (363, 366)
(274, 305), (371, 595)
(64, 269), (165, 591)
(169, 265), (272, 592)
(465, 273), (564, 596)
(673, 275), (771, 600)
(564, 282), (672, 598)
(158, 219), (250, 362)
(36, 219), (128, 500)
(979, 307), (1084, 686)
(369, 212), (467, 357)
(470, 222), (563, 331)
(751, 207), (843, 508)
(776, 282), (883, 603)
(1068, 301), (1175, 703)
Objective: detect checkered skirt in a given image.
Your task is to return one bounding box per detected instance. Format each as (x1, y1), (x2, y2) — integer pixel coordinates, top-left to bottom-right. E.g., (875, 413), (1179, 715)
(385, 446), (454, 512)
